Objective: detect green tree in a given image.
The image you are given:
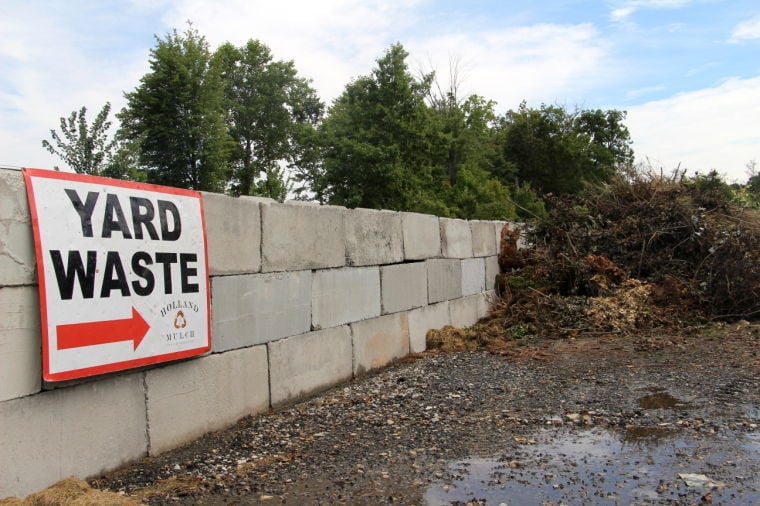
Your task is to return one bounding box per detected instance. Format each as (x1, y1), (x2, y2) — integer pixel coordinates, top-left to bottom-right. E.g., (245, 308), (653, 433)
(214, 40), (323, 198)
(318, 43), (435, 210)
(498, 103), (633, 194)
(42, 103), (117, 175)
(119, 25), (231, 191)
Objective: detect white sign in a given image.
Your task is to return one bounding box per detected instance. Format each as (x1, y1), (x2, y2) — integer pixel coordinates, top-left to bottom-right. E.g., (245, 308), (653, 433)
(24, 169), (211, 381)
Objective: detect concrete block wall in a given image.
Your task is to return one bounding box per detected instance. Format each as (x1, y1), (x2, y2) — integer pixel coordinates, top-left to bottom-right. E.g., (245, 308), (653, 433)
(0, 167), (508, 498)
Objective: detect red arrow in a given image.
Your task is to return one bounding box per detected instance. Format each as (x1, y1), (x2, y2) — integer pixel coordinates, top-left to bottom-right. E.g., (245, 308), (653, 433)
(57, 307), (150, 351)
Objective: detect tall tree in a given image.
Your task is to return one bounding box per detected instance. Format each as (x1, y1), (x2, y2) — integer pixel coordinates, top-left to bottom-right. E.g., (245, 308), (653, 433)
(318, 43), (435, 210)
(214, 40), (323, 198)
(119, 26), (231, 192)
(499, 103), (633, 194)
(42, 102), (116, 175)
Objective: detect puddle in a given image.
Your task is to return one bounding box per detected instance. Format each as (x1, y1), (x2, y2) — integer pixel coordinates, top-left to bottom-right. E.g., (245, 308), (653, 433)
(637, 391), (690, 410)
(424, 427), (760, 505)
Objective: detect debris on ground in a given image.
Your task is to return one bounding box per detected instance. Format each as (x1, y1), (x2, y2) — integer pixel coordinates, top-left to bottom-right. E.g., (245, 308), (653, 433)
(0, 477), (139, 505)
(429, 176), (760, 353)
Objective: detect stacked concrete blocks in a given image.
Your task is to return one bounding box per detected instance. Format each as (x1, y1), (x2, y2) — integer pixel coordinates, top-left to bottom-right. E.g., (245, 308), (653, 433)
(0, 166), (514, 498)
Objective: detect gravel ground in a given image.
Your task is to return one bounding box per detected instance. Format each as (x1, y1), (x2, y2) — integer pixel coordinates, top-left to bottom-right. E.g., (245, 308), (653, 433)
(93, 324), (760, 505)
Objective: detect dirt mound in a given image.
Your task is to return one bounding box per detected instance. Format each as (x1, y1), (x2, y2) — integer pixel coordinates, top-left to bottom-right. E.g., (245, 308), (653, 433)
(0, 478), (139, 506)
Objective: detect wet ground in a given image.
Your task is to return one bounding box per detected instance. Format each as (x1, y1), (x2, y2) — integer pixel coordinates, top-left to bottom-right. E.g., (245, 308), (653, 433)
(92, 324), (760, 505)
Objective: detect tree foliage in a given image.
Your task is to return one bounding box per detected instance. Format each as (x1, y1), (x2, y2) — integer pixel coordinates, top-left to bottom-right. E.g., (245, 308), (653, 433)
(214, 40), (322, 198)
(499, 103), (633, 194)
(119, 26), (231, 191)
(42, 102), (117, 175)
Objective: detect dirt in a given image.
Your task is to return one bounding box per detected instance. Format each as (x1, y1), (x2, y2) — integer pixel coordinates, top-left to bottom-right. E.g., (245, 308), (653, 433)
(72, 322), (760, 505)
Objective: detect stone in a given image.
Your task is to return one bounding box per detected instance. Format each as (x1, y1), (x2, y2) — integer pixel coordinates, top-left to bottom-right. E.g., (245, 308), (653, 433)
(484, 255), (499, 292)
(145, 346), (269, 455)
(470, 220), (498, 257)
(0, 286), (41, 401)
(0, 168), (36, 286)
(408, 301), (450, 353)
(345, 208), (403, 266)
(461, 257), (486, 296)
(449, 293), (491, 328)
(380, 262), (428, 314)
(0, 373), (146, 499)
(439, 218), (474, 258)
(260, 202), (345, 272)
(401, 212), (441, 260)
(211, 271), (311, 352)
(269, 326), (352, 405)
(202, 192), (261, 275)
(351, 313), (410, 376)
(426, 258), (462, 303)
(312, 267), (381, 329)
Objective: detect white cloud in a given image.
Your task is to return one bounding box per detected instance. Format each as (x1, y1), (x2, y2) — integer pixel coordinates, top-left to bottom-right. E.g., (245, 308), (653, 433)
(610, 0), (694, 22)
(730, 15), (760, 43)
(627, 76), (760, 182)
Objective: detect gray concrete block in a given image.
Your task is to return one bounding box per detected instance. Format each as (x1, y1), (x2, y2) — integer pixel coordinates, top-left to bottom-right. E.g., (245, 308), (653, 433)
(261, 202), (345, 272)
(0, 286), (41, 401)
(146, 346), (269, 455)
(351, 313), (410, 376)
(380, 262), (427, 314)
(0, 168), (36, 286)
(0, 373), (147, 499)
(494, 221), (506, 255)
(485, 255), (499, 291)
(269, 326), (352, 406)
(440, 218), (474, 258)
(449, 293), (491, 328)
(461, 257), (486, 296)
(312, 267), (380, 329)
(470, 220), (498, 257)
(408, 301), (450, 353)
(202, 192), (261, 275)
(402, 212), (441, 260)
(426, 258), (462, 303)
(345, 208), (403, 266)
(211, 271), (312, 352)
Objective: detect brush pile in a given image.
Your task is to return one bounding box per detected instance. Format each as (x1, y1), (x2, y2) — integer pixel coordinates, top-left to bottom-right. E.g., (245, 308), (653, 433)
(429, 176), (760, 351)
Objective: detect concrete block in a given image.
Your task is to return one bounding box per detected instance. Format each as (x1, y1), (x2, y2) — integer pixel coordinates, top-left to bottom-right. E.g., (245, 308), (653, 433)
(0, 373), (147, 499)
(211, 271), (311, 352)
(449, 293), (491, 328)
(470, 220), (497, 257)
(380, 262), (427, 314)
(345, 208), (403, 266)
(0, 168), (36, 286)
(440, 218), (474, 258)
(426, 258), (462, 303)
(202, 192), (261, 275)
(312, 267), (380, 329)
(351, 313), (410, 376)
(485, 255), (499, 291)
(0, 286), (41, 401)
(269, 326), (352, 405)
(494, 221), (506, 255)
(146, 345), (269, 455)
(401, 212), (441, 260)
(261, 202), (345, 272)
(461, 257), (486, 296)
(408, 301), (450, 353)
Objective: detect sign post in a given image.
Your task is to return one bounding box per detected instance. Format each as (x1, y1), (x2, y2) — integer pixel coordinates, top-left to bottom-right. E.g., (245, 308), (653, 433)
(23, 169), (211, 381)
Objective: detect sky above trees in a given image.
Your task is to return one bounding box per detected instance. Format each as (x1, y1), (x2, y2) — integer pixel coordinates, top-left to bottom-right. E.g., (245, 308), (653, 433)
(1, 0), (758, 181)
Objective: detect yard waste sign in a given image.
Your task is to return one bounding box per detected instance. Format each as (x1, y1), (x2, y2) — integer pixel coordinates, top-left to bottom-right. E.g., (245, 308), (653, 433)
(23, 169), (211, 381)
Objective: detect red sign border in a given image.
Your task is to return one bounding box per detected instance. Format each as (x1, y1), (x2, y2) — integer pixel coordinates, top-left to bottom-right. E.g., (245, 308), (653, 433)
(23, 168), (212, 381)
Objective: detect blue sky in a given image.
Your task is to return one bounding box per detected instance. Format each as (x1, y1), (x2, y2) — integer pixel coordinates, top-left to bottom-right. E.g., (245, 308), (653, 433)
(1, 0), (759, 182)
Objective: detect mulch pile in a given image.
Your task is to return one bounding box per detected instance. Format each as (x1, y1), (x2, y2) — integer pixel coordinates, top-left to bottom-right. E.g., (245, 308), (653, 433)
(429, 177), (760, 353)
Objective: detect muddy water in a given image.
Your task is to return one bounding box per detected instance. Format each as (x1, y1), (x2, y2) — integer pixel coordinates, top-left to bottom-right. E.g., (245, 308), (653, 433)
(425, 426), (760, 505)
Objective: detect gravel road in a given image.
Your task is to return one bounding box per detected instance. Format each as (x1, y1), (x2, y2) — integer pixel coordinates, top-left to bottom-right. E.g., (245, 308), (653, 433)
(93, 324), (760, 505)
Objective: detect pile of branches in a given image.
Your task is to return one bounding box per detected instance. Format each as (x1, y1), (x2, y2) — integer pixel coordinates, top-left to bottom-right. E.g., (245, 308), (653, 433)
(428, 175), (759, 352)
(530, 176), (759, 320)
